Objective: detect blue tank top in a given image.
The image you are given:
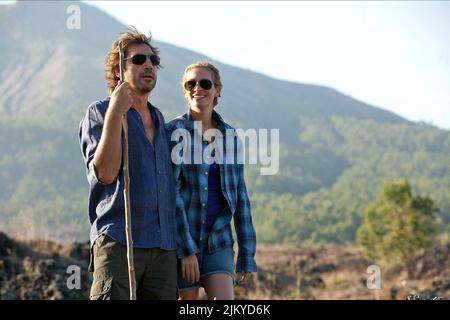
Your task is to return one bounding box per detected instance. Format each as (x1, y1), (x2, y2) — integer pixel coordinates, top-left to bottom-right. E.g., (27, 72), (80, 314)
(205, 151), (227, 234)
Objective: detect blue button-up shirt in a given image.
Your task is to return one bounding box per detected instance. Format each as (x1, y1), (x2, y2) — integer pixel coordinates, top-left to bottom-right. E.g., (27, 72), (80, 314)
(79, 98), (176, 250)
(166, 111), (257, 273)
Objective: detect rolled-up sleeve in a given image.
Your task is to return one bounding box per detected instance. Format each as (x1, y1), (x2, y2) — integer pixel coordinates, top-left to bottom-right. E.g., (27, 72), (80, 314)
(78, 104), (107, 186)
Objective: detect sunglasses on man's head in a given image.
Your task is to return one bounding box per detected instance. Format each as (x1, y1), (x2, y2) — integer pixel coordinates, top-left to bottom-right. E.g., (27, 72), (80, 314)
(184, 79), (213, 91)
(124, 54), (160, 67)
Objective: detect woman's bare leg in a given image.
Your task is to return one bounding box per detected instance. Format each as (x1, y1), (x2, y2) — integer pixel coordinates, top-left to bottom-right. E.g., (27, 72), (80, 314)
(179, 288), (200, 300)
(201, 273), (234, 300)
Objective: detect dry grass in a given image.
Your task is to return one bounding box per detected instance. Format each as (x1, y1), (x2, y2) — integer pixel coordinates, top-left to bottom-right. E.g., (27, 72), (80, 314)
(234, 243), (450, 300)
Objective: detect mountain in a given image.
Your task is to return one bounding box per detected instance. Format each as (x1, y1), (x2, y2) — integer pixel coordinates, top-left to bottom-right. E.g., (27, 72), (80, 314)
(0, 2), (407, 133)
(0, 1), (449, 243)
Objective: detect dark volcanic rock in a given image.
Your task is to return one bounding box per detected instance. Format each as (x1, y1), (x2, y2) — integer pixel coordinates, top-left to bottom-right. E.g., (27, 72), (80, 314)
(0, 231), (90, 300)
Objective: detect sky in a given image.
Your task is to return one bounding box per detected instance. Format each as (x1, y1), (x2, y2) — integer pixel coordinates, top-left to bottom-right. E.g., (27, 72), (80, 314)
(6, 0), (450, 129)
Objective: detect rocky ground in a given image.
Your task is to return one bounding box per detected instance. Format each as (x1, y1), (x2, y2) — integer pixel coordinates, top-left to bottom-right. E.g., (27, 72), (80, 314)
(1, 231), (449, 300)
(0, 231), (91, 299)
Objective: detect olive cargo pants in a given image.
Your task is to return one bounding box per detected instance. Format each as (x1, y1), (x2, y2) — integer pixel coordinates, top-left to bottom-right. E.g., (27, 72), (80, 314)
(89, 234), (177, 300)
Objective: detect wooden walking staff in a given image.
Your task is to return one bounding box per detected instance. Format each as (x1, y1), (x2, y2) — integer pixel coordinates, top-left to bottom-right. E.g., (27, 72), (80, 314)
(119, 42), (137, 300)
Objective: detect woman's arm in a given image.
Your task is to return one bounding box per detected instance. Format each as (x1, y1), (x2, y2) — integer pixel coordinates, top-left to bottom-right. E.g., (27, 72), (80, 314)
(167, 124), (200, 259)
(233, 164), (258, 274)
(173, 162), (200, 258)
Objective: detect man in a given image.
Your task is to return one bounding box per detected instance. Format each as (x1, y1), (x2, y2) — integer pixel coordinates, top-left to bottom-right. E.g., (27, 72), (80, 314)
(79, 27), (177, 299)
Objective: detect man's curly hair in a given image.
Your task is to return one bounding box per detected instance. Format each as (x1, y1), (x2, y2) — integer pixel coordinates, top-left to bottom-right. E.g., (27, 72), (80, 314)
(105, 26), (159, 95)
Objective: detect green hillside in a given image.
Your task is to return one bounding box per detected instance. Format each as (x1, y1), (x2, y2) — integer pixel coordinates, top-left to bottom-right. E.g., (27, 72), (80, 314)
(250, 117), (450, 243)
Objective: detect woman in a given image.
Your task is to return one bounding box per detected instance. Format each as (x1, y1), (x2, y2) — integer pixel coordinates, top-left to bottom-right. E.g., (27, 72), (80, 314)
(166, 61), (257, 300)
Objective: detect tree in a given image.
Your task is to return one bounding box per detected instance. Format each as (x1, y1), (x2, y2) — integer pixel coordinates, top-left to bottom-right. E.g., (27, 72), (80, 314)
(357, 180), (439, 266)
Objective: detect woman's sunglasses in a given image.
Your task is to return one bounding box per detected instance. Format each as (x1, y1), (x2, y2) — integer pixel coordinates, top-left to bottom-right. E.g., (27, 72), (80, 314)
(124, 54), (160, 67)
(184, 79), (213, 91)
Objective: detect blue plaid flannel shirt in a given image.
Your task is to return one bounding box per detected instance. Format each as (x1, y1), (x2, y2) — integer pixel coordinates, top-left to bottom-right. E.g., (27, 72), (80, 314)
(166, 111), (257, 273)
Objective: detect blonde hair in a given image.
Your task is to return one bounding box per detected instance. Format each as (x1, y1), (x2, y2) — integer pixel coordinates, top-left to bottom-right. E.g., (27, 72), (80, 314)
(105, 27), (159, 95)
(182, 61), (222, 107)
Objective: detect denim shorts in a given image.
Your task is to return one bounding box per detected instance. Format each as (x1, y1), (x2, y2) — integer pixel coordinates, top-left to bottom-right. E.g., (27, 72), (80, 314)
(177, 246), (235, 292)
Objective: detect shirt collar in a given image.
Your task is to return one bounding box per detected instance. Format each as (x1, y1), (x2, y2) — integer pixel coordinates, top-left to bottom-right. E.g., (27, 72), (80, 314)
(184, 109), (226, 132)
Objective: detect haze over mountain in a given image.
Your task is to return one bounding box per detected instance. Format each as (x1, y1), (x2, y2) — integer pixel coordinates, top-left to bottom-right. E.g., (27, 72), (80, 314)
(0, 1), (448, 243)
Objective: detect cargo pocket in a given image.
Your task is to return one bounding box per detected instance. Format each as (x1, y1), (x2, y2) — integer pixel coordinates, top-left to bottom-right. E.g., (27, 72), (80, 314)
(89, 273), (113, 300)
